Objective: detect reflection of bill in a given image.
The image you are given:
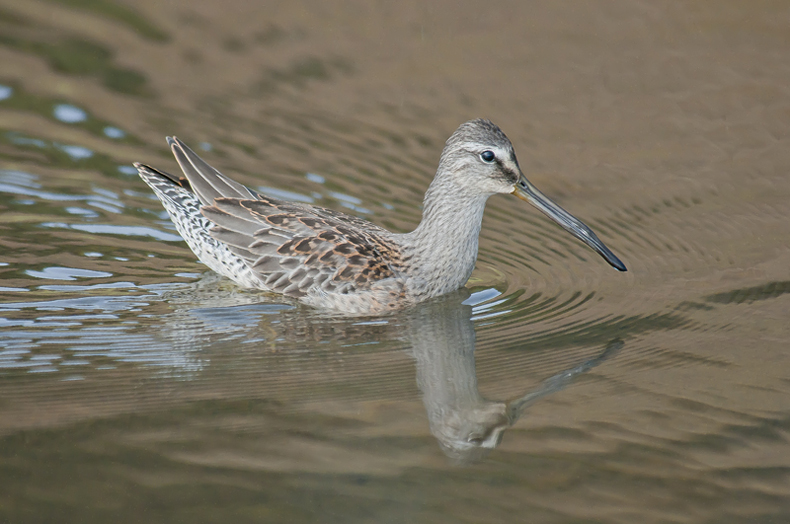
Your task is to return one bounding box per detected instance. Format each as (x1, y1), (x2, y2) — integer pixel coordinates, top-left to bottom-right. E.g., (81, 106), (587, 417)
(405, 293), (623, 464)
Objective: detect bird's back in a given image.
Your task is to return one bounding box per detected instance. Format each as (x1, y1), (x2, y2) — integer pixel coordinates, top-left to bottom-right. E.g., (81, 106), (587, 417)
(136, 138), (410, 314)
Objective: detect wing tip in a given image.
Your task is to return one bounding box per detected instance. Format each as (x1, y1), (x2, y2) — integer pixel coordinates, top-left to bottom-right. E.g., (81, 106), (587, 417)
(135, 162), (191, 190)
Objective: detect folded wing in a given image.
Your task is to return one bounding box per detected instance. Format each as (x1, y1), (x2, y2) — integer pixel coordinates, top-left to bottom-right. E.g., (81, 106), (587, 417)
(204, 197), (403, 298)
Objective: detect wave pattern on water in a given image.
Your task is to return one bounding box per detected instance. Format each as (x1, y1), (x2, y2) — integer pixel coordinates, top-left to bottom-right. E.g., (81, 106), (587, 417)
(1, 1), (790, 521)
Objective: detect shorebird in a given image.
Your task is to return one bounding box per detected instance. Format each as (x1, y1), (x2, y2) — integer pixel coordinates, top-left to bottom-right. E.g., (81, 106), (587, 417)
(136, 119), (626, 314)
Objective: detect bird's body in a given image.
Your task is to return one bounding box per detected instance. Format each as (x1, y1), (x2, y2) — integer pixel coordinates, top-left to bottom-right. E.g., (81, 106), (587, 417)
(136, 119), (625, 314)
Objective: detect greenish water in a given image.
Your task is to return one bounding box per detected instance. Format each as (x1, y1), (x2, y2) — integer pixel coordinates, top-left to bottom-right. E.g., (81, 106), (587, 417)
(1, 1), (789, 522)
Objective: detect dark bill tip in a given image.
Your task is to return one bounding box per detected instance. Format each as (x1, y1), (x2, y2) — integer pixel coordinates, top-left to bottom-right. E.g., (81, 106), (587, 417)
(600, 245), (628, 272)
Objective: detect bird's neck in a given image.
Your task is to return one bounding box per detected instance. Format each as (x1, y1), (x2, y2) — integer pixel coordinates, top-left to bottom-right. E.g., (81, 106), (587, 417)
(398, 177), (490, 296)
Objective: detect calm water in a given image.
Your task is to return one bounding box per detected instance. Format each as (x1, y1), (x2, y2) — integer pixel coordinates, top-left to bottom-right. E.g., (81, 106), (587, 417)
(1, 1), (789, 522)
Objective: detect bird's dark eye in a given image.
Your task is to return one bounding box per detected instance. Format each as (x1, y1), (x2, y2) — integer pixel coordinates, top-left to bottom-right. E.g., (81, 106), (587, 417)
(480, 150), (496, 163)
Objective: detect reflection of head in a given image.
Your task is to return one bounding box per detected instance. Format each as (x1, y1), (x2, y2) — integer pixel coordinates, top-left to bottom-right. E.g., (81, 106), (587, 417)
(430, 401), (510, 465)
(405, 292), (512, 464)
(406, 292), (624, 464)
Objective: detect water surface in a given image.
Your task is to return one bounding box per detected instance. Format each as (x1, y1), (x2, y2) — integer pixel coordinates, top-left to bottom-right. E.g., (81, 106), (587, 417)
(1, 1), (789, 522)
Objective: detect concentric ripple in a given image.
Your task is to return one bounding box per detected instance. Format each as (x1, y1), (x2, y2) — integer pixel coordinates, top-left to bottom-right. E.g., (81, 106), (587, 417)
(2, 1), (790, 520)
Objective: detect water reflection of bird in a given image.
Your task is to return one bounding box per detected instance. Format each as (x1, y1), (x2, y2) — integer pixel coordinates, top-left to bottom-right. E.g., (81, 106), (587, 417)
(404, 293), (623, 464)
(136, 119), (626, 314)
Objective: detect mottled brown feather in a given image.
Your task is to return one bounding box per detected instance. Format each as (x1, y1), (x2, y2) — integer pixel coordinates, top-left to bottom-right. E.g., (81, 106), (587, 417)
(202, 196), (404, 299)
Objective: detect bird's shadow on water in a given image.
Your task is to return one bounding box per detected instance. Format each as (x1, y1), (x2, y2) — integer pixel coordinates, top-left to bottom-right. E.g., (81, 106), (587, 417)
(398, 291), (623, 464)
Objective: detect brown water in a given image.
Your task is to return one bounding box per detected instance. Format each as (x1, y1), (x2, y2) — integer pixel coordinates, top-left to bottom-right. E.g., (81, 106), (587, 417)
(1, 1), (789, 522)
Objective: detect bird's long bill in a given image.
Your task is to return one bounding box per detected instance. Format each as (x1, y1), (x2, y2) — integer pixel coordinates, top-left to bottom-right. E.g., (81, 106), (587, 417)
(513, 175), (627, 271)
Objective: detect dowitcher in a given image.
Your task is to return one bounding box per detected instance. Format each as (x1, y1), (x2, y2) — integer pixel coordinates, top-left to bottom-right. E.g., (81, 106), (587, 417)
(136, 119), (626, 314)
